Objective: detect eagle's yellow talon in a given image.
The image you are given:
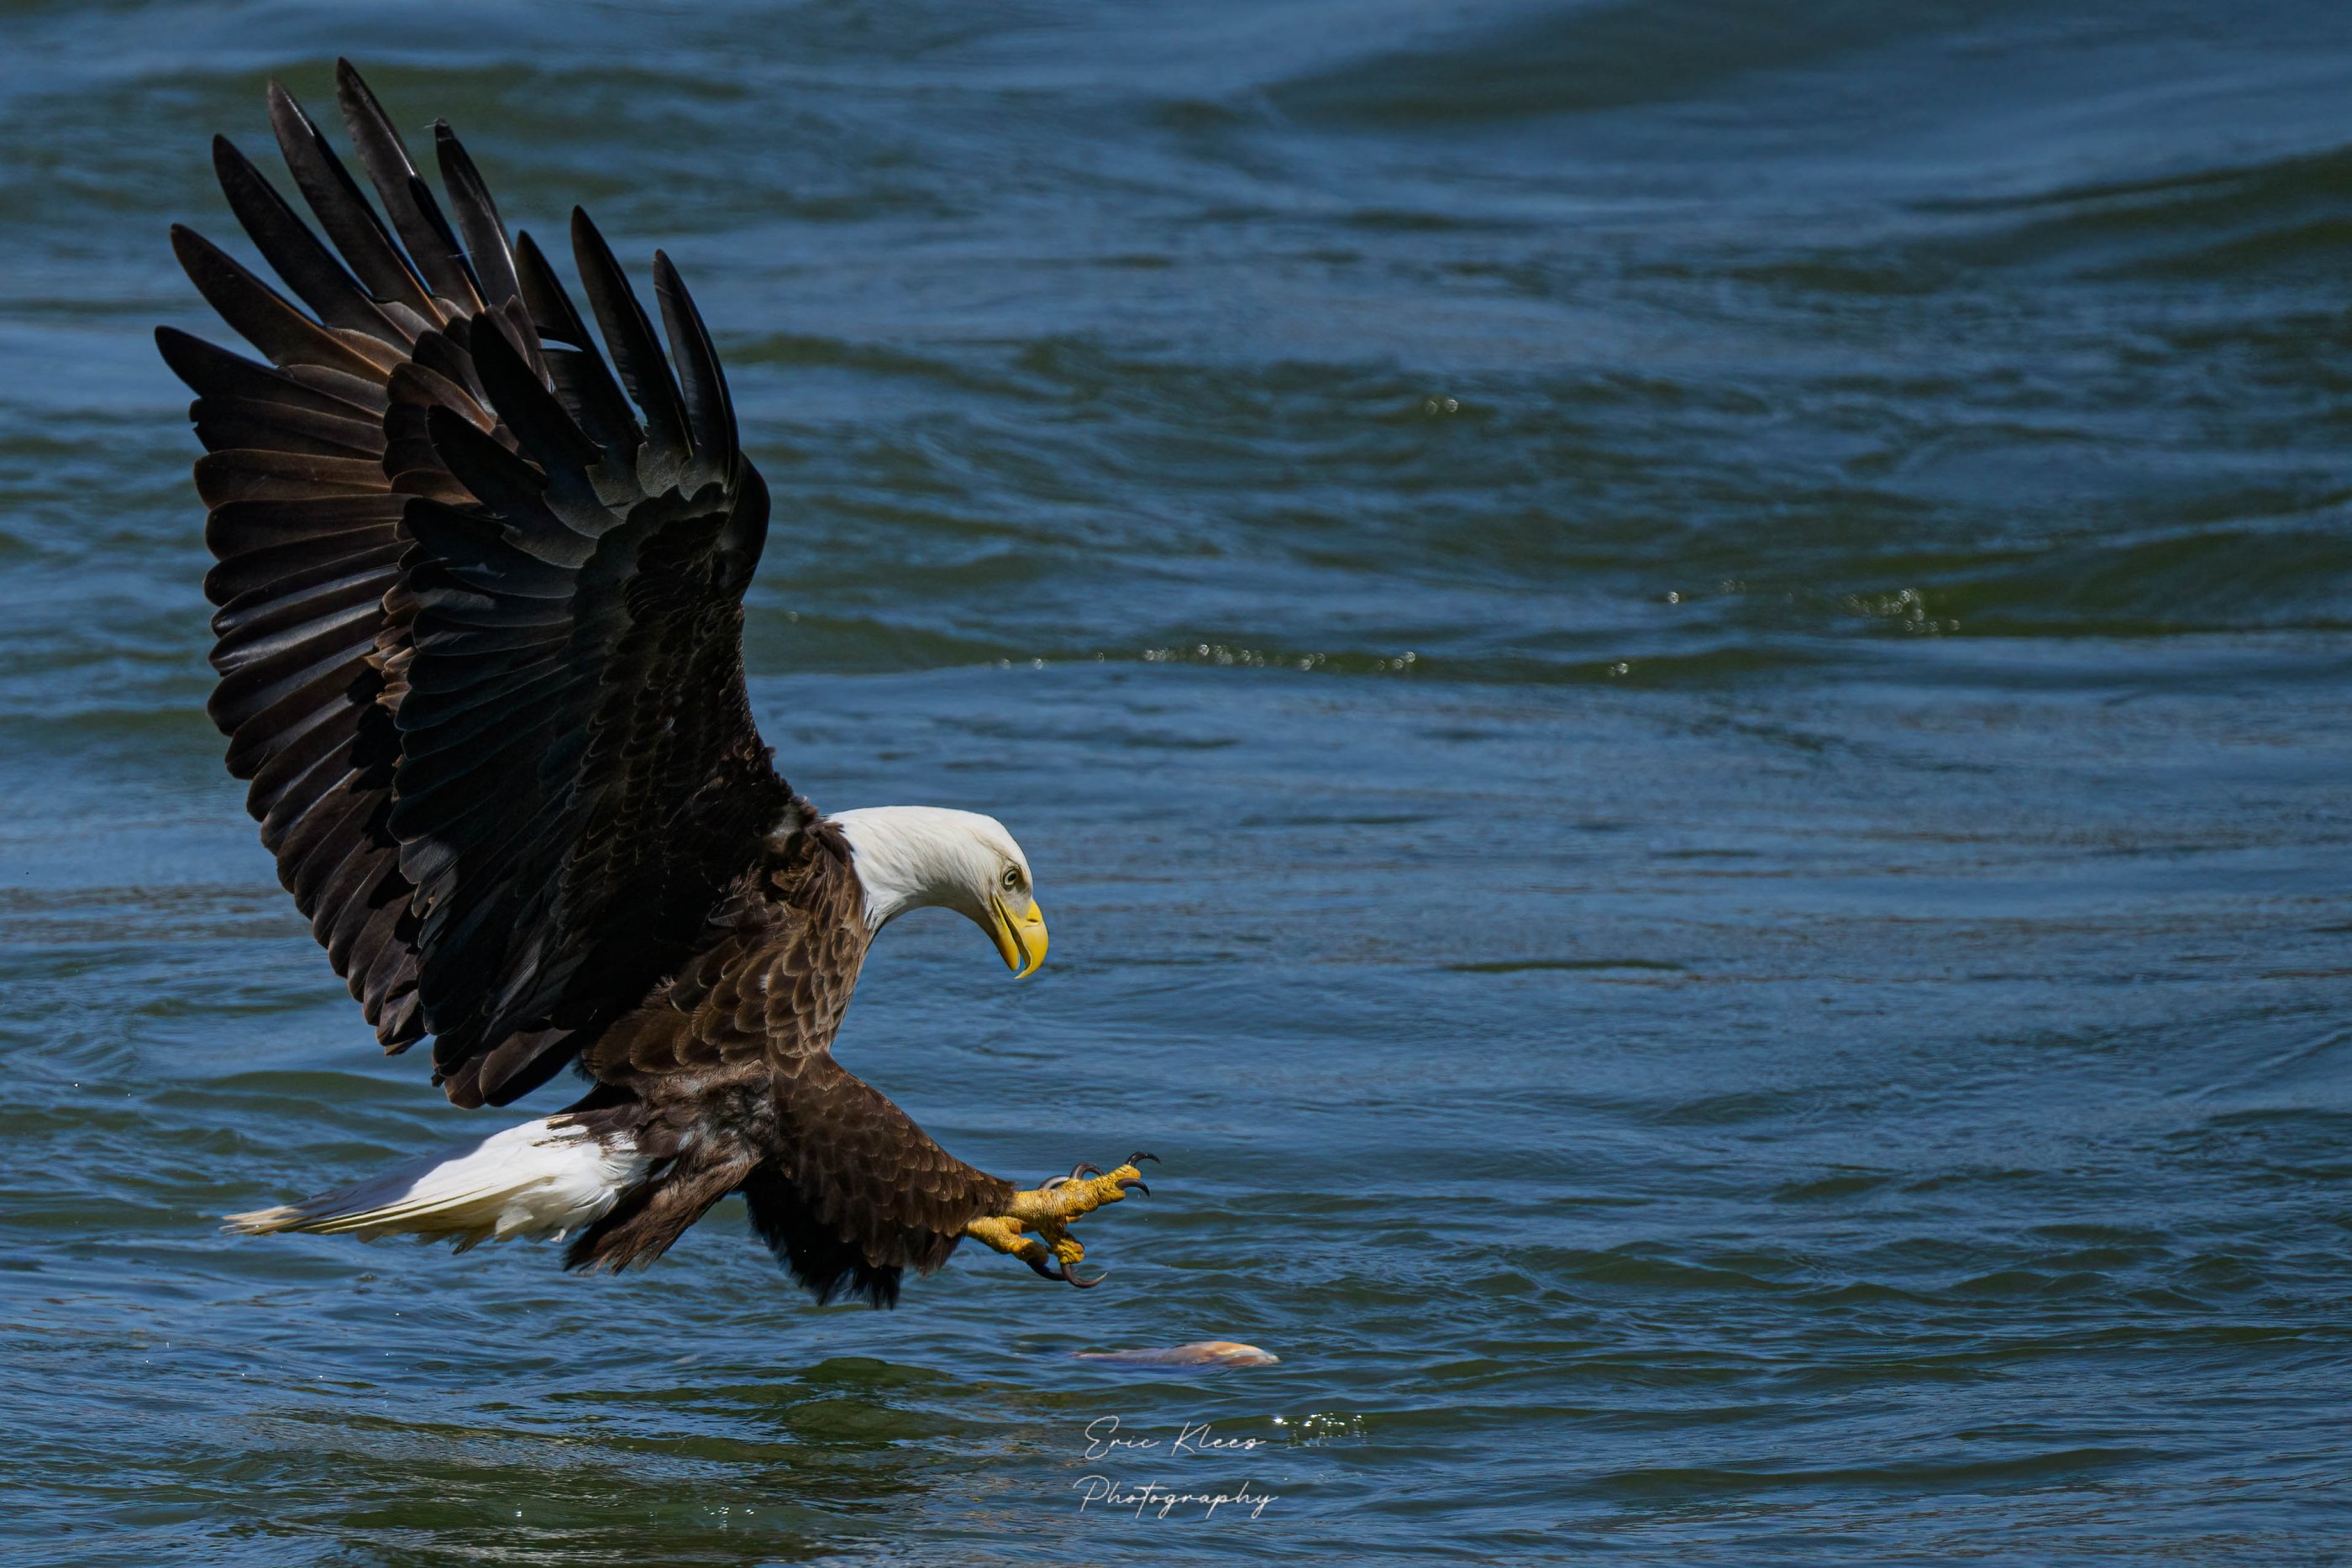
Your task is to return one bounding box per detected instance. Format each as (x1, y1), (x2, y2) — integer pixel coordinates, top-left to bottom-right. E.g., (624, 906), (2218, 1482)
(962, 1159), (1155, 1287)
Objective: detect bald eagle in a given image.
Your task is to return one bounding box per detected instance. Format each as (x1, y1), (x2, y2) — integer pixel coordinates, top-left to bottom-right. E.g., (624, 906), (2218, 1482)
(160, 61), (1150, 1305)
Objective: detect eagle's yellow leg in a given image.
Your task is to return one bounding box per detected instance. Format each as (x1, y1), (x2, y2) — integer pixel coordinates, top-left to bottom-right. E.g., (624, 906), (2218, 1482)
(963, 1156), (1154, 1287)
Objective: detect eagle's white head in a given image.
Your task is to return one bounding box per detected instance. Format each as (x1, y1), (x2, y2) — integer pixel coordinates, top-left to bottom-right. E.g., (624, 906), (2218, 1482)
(829, 806), (1049, 977)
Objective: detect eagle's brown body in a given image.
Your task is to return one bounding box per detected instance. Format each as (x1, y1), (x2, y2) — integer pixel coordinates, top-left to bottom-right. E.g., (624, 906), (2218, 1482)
(162, 62), (1106, 1307)
(564, 821), (1011, 1291)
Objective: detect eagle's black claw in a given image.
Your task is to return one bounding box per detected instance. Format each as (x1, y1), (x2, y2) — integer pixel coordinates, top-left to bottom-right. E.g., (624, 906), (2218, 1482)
(1060, 1259), (1106, 1288)
(1025, 1251), (1060, 1281)
(1127, 1151), (1160, 1167)
(1042, 1161), (1105, 1193)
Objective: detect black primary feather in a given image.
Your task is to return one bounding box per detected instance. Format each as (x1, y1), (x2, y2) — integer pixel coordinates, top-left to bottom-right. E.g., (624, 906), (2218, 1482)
(332, 60), (483, 311)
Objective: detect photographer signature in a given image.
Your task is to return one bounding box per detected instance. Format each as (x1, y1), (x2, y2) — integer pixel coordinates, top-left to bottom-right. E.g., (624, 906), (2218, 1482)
(1072, 1416), (1278, 1520)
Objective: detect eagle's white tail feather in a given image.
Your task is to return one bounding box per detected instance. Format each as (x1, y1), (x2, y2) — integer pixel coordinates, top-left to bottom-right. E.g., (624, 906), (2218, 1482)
(223, 1118), (651, 1249)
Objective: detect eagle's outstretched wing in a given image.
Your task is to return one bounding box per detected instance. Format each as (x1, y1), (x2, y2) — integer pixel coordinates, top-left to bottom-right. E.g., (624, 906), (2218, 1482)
(162, 61), (791, 1108)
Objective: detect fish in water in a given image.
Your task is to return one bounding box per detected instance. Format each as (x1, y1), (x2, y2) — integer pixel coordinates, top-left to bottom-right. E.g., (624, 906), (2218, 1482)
(1072, 1340), (1278, 1368)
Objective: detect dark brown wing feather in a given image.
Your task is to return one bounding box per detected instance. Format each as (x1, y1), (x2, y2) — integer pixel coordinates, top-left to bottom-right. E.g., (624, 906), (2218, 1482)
(162, 60), (789, 1108)
(569, 826), (1016, 1303)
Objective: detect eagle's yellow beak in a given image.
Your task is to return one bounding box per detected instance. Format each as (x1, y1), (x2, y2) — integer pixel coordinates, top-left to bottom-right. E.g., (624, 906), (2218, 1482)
(988, 894), (1049, 978)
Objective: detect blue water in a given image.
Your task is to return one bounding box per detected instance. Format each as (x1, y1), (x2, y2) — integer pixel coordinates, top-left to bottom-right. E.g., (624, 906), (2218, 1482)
(5, 2), (2352, 1563)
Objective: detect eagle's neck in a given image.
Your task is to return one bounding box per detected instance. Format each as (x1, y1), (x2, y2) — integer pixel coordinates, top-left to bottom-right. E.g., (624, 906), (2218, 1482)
(830, 806), (993, 931)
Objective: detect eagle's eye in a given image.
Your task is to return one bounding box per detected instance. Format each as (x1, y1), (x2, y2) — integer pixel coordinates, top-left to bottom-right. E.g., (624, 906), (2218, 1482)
(1000, 867), (1022, 892)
